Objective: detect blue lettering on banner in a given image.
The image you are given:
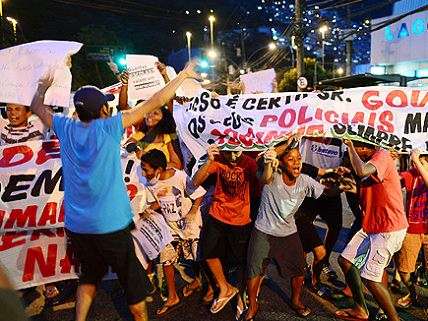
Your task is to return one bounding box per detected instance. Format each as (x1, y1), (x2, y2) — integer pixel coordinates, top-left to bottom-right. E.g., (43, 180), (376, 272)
(310, 144), (339, 158)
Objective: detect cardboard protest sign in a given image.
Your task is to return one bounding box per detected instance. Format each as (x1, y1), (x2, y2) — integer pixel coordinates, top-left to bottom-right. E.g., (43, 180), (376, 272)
(0, 40), (82, 107)
(126, 55), (165, 100)
(0, 140), (147, 289)
(240, 69), (276, 94)
(174, 87), (428, 161)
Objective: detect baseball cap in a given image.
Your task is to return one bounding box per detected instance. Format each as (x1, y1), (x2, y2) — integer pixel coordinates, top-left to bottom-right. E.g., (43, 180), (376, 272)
(73, 86), (115, 116)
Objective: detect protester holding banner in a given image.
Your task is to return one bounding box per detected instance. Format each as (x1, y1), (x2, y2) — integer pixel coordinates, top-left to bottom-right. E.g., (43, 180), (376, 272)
(395, 149), (428, 308)
(140, 149), (205, 316)
(295, 137), (348, 291)
(336, 140), (408, 321)
(193, 145), (259, 314)
(28, 61), (199, 321)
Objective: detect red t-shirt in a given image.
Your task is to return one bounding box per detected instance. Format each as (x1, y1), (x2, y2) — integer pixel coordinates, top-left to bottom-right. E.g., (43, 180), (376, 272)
(400, 168), (428, 234)
(360, 149), (408, 233)
(207, 154), (258, 226)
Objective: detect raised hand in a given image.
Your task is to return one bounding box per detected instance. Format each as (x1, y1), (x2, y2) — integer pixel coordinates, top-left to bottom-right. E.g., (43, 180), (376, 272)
(155, 62), (168, 76)
(207, 144), (220, 162)
(182, 60), (200, 80)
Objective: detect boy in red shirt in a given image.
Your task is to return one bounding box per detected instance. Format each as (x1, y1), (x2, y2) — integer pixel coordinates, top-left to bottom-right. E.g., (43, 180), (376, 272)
(396, 149), (428, 307)
(336, 140), (408, 321)
(193, 145), (259, 314)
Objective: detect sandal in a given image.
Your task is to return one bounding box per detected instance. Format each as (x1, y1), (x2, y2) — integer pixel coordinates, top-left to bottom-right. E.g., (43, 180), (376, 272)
(335, 309), (369, 321)
(210, 288), (239, 314)
(397, 294), (412, 308)
(291, 304), (311, 318)
(156, 301), (182, 317)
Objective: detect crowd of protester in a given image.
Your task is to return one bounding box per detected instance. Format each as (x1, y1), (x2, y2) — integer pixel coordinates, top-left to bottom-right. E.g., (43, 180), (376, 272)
(0, 60), (427, 321)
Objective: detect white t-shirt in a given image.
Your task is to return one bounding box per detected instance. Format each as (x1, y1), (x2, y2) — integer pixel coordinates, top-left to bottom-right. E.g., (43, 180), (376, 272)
(147, 169), (206, 238)
(255, 172), (325, 237)
(299, 137), (345, 169)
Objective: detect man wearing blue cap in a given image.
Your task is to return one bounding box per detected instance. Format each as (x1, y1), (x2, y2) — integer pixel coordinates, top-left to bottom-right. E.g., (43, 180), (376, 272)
(29, 62), (199, 321)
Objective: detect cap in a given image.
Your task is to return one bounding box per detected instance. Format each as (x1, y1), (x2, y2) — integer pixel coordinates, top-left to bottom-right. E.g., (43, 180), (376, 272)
(73, 86), (115, 115)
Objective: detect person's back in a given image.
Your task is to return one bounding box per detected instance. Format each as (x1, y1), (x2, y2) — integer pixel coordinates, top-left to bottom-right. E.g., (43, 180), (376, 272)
(53, 113), (132, 233)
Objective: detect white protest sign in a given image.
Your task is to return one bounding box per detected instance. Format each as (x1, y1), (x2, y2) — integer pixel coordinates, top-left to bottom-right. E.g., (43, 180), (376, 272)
(240, 68), (276, 94)
(131, 213), (173, 260)
(126, 55), (165, 100)
(174, 88), (428, 162)
(0, 40), (82, 107)
(167, 66), (202, 98)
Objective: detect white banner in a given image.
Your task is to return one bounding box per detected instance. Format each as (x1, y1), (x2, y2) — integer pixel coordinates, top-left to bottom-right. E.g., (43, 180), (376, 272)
(174, 87), (428, 160)
(126, 55), (165, 100)
(0, 140), (146, 289)
(0, 40), (82, 107)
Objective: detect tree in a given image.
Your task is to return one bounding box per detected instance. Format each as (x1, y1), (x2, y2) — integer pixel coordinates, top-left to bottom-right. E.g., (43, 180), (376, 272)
(277, 58), (332, 92)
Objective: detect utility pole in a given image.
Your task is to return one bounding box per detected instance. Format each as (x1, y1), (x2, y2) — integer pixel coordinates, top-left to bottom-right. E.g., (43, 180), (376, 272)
(294, 0), (305, 91)
(345, 40), (352, 76)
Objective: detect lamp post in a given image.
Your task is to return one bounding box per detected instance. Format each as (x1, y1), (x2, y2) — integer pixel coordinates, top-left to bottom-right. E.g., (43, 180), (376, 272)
(0, 0), (3, 17)
(208, 15), (215, 48)
(6, 16), (17, 41)
(318, 24), (328, 70)
(185, 31), (192, 63)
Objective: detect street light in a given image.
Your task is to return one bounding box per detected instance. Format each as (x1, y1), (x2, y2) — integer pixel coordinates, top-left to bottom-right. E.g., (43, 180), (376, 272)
(0, 0), (3, 17)
(6, 17), (17, 41)
(207, 48), (218, 59)
(268, 42), (277, 51)
(318, 24), (329, 69)
(336, 67), (344, 76)
(208, 15), (216, 48)
(185, 31), (192, 63)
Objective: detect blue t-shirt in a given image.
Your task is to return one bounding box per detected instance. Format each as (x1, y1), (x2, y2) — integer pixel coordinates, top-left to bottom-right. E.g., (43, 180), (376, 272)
(53, 113), (132, 234)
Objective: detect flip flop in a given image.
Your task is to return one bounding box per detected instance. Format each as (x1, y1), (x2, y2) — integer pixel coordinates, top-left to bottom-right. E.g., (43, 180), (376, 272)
(335, 309), (369, 321)
(291, 304), (311, 318)
(210, 288), (239, 314)
(156, 301), (182, 317)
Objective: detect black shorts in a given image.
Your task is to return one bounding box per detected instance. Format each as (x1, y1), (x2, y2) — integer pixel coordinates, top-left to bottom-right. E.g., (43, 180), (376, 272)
(295, 195), (342, 253)
(247, 229), (305, 279)
(198, 215), (251, 266)
(66, 224), (152, 305)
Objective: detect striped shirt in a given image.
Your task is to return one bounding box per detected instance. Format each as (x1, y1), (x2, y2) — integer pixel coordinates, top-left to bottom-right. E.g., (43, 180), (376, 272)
(0, 119), (45, 145)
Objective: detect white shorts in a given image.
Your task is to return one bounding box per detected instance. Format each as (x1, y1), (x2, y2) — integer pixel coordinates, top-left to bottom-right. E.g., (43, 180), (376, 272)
(341, 228), (406, 282)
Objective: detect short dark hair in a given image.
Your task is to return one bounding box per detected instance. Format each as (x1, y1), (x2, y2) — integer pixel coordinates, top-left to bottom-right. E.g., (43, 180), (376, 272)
(140, 149), (167, 170)
(75, 104), (102, 122)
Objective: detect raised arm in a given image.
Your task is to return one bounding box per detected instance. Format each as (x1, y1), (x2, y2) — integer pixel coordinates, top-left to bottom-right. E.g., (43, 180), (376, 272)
(343, 140), (376, 178)
(118, 71), (130, 111)
(193, 145), (219, 187)
(30, 76), (54, 128)
(411, 149), (428, 187)
(261, 149), (277, 185)
(122, 62), (198, 129)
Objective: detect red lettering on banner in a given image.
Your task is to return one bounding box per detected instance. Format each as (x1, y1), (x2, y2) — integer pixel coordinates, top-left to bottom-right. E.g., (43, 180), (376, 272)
(0, 145), (33, 168)
(0, 231), (27, 251)
(0, 210), (5, 227)
(351, 112), (365, 124)
(127, 184), (138, 201)
(260, 115), (277, 127)
(297, 106), (313, 125)
(315, 108), (323, 120)
(22, 244), (57, 282)
(60, 246), (77, 274)
(378, 111), (394, 132)
(368, 112), (377, 127)
(224, 128), (240, 145)
(278, 109), (296, 127)
(325, 111), (339, 123)
(30, 229), (57, 241)
(411, 90), (428, 107)
(362, 91), (382, 110)
(59, 201), (64, 223)
(305, 125), (325, 135)
(4, 205), (38, 229)
(35, 141), (61, 165)
(386, 90), (408, 108)
(38, 202), (57, 226)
